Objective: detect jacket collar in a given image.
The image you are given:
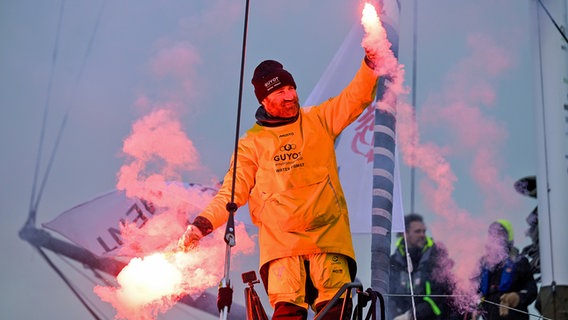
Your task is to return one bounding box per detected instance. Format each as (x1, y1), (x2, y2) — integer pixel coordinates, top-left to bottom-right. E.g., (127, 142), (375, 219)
(255, 106), (299, 127)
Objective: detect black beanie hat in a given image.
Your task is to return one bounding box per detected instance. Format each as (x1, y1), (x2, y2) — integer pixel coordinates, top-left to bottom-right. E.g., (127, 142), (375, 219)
(251, 60), (296, 103)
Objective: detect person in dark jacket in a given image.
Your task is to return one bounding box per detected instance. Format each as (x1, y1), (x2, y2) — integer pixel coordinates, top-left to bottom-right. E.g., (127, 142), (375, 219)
(389, 213), (458, 320)
(472, 219), (537, 320)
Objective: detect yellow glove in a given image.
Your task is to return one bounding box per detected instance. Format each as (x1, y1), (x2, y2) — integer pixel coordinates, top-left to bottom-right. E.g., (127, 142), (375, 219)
(177, 224), (203, 251)
(499, 292), (520, 316)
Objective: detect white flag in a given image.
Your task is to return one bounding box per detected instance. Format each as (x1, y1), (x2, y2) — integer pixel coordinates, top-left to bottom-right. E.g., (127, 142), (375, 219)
(43, 183), (217, 257)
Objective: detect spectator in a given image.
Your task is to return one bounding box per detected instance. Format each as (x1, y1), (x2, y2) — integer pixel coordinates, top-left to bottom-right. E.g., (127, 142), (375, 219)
(472, 219), (537, 320)
(389, 213), (459, 320)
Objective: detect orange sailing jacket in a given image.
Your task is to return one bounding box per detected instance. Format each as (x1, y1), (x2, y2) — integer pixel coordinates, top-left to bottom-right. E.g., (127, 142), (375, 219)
(198, 59), (378, 275)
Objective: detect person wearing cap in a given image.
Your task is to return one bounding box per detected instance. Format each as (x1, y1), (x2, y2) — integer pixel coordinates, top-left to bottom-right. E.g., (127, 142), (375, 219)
(471, 219), (537, 320)
(177, 47), (380, 318)
(388, 213), (460, 320)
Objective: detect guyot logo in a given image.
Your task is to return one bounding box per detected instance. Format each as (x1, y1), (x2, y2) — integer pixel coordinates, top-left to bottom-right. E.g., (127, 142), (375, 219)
(265, 76), (281, 91)
(274, 144), (301, 161)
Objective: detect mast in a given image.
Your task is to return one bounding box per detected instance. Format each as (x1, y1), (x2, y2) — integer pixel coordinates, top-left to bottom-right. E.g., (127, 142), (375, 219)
(530, 0), (568, 318)
(370, 0), (400, 298)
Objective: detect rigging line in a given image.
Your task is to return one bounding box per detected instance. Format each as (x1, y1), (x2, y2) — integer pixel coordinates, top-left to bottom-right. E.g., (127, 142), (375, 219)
(27, 0), (66, 227)
(228, 0), (250, 205)
(409, 0), (418, 214)
(32, 1), (105, 213)
(91, 269), (116, 287)
(386, 293), (469, 298)
(35, 246), (106, 320)
(75, 0), (106, 82)
(32, 114), (67, 213)
(58, 250), (114, 287)
(384, 293), (553, 320)
(480, 298), (553, 320)
(401, 231), (418, 320)
(54, 254), (116, 318)
(219, 1), (250, 319)
(535, 3), (557, 285)
(537, 0), (568, 43)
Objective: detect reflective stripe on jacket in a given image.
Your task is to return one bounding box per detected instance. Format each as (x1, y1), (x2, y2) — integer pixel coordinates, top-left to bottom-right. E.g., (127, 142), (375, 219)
(390, 236), (445, 319)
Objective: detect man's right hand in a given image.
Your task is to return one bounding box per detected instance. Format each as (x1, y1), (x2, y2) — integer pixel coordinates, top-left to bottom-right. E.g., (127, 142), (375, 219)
(177, 224), (204, 251)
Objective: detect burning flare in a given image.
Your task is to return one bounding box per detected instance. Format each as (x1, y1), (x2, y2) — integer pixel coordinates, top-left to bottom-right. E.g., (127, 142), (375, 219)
(95, 251), (204, 320)
(115, 253), (184, 306)
(95, 243), (230, 320)
(361, 2), (379, 28)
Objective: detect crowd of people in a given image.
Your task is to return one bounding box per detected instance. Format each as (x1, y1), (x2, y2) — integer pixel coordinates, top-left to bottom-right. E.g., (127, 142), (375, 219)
(388, 213), (538, 320)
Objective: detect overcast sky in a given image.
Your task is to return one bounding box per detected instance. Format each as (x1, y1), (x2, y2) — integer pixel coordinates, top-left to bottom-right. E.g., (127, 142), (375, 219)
(0, 1), (546, 319)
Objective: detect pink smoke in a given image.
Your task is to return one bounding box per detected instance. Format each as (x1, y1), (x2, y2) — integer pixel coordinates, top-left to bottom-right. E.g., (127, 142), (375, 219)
(420, 34), (517, 212)
(149, 42), (201, 103)
(372, 17), (522, 310)
(361, 5), (484, 308)
(94, 108), (256, 320)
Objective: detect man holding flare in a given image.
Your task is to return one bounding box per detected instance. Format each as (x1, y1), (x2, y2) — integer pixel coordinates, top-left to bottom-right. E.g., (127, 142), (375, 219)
(179, 3), (386, 319)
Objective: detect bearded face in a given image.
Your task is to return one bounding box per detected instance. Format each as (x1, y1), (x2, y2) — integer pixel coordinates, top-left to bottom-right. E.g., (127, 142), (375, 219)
(262, 85), (300, 118)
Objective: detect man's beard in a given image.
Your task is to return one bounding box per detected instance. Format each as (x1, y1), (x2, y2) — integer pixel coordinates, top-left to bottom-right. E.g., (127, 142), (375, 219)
(279, 100), (299, 118)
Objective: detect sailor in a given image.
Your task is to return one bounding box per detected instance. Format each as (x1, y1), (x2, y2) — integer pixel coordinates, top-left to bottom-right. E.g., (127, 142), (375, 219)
(177, 41), (381, 319)
(473, 219), (538, 320)
(388, 213), (459, 320)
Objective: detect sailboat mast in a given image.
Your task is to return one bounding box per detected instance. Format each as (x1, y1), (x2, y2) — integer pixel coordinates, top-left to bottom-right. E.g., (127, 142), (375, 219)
(530, 0), (568, 318)
(370, 0), (401, 298)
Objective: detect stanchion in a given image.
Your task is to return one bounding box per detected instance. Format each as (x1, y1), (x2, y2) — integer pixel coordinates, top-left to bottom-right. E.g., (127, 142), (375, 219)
(218, 0), (250, 316)
(218, 203), (237, 319)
